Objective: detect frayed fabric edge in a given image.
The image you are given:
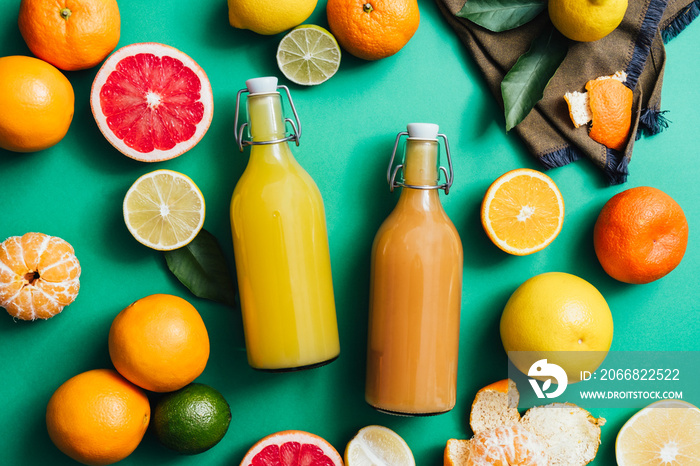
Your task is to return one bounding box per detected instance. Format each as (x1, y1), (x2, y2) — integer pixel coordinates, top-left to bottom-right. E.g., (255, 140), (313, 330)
(605, 149), (630, 185)
(539, 145), (581, 169)
(636, 107), (671, 139)
(662, 0), (700, 42)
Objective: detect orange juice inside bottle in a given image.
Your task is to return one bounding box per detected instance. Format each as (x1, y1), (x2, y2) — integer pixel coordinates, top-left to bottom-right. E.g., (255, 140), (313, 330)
(365, 123), (463, 415)
(230, 77), (340, 371)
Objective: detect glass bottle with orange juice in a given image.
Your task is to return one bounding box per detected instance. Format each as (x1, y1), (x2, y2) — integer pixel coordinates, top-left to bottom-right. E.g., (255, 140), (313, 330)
(365, 123), (463, 415)
(230, 77), (340, 371)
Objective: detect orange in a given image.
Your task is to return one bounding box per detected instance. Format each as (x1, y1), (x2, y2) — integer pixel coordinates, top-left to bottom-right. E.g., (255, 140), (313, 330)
(326, 0), (420, 60)
(108, 294), (210, 392)
(480, 168), (565, 255)
(587, 77), (633, 151)
(445, 424), (549, 466)
(594, 186), (688, 284)
(0, 232), (81, 320)
(0, 56), (74, 153)
(18, 0), (120, 71)
(46, 368), (150, 466)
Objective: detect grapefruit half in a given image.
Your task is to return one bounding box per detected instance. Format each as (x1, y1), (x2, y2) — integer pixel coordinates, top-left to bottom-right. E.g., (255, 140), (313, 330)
(91, 42), (213, 162)
(240, 430), (343, 466)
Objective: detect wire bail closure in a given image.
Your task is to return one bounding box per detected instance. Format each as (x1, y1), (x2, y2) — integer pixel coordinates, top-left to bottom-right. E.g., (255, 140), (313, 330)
(233, 84), (302, 152)
(387, 131), (455, 194)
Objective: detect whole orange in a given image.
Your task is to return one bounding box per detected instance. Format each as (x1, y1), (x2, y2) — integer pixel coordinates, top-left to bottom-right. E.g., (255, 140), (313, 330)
(18, 0), (120, 71)
(46, 369), (150, 466)
(594, 186), (688, 284)
(0, 56), (74, 152)
(326, 0), (420, 61)
(109, 294), (210, 392)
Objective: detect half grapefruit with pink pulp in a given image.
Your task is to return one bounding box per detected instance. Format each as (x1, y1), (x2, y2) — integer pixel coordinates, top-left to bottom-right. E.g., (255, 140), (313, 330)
(91, 42), (213, 162)
(240, 430), (343, 466)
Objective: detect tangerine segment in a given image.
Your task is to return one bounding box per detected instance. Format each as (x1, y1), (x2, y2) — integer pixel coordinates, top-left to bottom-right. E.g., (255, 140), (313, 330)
(481, 169), (564, 255)
(466, 424), (549, 466)
(586, 77), (632, 151)
(240, 430), (343, 466)
(0, 232), (80, 320)
(91, 43), (213, 162)
(616, 400), (700, 465)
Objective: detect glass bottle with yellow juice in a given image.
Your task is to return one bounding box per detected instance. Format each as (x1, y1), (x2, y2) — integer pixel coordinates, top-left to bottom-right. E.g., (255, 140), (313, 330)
(366, 123), (463, 415)
(230, 77), (339, 371)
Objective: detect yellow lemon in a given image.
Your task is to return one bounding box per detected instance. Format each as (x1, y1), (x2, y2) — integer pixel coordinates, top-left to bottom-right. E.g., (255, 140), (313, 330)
(228, 0), (318, 35)
(549, 0), (628, 42)
(500, 272), (613, 383)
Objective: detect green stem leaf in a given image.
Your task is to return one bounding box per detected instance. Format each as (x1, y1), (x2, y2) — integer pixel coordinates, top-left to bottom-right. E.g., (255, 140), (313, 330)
(164, 229), (237, 307)
(456, 0), (546, 32)
(501, 26), (569, 131)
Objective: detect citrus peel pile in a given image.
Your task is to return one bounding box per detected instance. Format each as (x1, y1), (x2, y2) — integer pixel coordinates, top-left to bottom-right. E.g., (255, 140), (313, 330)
(565, 71), (633, 151)
(445, 379), (605, 466)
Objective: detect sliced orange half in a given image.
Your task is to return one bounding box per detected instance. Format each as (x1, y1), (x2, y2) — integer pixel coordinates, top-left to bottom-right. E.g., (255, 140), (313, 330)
(616, 399), (700, 465)
(481, 169), (565, 256)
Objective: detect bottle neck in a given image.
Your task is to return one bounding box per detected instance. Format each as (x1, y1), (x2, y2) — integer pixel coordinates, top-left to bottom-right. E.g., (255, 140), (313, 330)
(396, 139), (443, 210)
(246, 92), (293, 163)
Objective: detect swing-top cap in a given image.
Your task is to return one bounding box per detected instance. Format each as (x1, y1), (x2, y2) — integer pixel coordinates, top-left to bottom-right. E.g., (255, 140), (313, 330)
(246, 76), (278, 95)
(407, 123), (439, 140)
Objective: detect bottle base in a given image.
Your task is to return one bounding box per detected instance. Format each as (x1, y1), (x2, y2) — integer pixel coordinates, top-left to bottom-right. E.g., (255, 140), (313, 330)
(252, 354), (339, 373)
(368, 402), (453, 417)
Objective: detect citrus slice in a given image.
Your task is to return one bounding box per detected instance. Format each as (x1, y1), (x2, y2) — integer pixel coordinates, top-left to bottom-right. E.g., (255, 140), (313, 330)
(277, 25), (341, 86)
(123, 170), (205, 251)
(91, 42), (213, 162)
(345, 425), (415, 466)
(240, 430), (343, 466)
(616, 399), (700, 465)
(481, 168), (565, 255)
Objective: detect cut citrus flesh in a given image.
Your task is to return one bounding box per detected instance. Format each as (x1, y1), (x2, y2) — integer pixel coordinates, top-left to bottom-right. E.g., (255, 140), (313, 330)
(277, 25), (341, 86)
(91, 42), (213, 162)
(123, 170), (205, 251)
(616, 399), (700, 465)
(481, 169), (564, 255)
(240, 430), (343, 466)
(345, 425), (415, 466)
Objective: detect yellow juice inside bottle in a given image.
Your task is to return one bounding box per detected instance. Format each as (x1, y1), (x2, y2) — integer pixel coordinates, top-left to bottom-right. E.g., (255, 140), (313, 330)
(366, 133), (463, 414)
(230, 86), (340, 370)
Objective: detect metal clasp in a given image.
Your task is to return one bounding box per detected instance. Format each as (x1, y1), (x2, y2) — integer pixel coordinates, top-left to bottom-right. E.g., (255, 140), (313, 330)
(233, 85), (302, 152)
(387, 132), (455, 194)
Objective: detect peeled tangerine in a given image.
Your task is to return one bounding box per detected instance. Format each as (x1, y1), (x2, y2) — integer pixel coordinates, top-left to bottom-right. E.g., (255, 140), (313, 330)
(444, 379), (605, 466)
(0, 233), (80, 320)
(564, 71), (633, 151)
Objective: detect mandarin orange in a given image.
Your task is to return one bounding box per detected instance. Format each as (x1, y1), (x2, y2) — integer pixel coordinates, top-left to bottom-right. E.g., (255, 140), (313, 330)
(594, 186), (688, 284)
(18, 0), (120, 71)
(109, 294), (210, 392)
(0, 56), (74, 152)
(46, 369), (150, 466)
(326, 0), (420, 60)
(0, 232), (80, 320)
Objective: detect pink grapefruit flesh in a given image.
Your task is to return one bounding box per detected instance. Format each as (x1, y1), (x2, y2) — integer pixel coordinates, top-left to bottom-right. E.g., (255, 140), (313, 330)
(240, 430), (343, 466)
(91, 42), (213, 162)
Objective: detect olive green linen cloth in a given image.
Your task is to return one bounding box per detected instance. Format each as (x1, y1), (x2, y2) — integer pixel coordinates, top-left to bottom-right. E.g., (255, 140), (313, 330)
(436, 0), (699, 184)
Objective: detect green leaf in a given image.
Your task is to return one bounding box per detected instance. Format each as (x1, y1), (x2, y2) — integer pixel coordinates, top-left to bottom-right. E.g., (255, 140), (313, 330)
(456, 0), (546, 32)
(164, 229), (237, 307)
(501, 26), (569, 131)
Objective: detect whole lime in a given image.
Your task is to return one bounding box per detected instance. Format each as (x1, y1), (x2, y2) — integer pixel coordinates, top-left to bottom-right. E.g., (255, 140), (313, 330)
(153, 383), (231, 455)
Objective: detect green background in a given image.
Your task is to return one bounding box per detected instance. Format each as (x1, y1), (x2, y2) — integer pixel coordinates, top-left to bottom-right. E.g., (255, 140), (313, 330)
(1, 0), (698, 465)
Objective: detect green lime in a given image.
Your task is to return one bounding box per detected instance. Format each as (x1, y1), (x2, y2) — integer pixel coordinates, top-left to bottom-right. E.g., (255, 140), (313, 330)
(277, 25), (342, 86)
(153, 383), (231, 455)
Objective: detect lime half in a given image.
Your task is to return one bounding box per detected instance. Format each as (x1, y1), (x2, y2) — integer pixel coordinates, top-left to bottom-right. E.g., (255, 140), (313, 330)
(277, 25), (341, 86)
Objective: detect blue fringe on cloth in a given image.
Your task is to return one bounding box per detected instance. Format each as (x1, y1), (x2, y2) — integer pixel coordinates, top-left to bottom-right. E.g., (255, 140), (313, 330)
(662, 0), (700, 42)
(626, 0), (669, 90)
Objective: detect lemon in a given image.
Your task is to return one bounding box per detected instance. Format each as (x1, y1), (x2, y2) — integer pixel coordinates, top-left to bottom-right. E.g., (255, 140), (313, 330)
(123, 169), (205, 251)
(277, 25), (341, 86)
(500, 272), (613, 383)
(345, 425), (415, 466)
(549, 0), (628, 42)
(228, 0), (318, 35)
(616, 399), (700, 465)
